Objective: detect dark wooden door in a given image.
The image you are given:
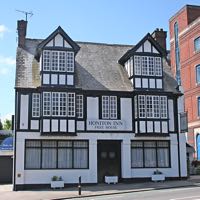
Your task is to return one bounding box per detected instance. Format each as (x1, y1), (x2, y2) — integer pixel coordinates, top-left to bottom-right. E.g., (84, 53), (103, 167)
(97, 140), (121, 182)
(0, 156), (13, 183)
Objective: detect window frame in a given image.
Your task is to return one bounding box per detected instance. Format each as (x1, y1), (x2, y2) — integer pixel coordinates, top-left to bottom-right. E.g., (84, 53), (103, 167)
(134, 56), (162, 77)
(196, 65), (200, 85)
(42, 50), (74, 73)
(194, 36), (200, 53)
(76, 95), (84, 118)
(137, 95), (168, 119)
(198, 97), (200, 117)
(32, 93), (40, 117)
(25, 140), (89, 169)
(102, 96), (118, 119)
(42, 92), (75, 117)
(131, 140), (170, 168)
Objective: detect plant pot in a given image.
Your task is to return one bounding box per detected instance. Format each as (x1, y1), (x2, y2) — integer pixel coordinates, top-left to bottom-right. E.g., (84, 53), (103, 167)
(151, 174), (165, 182)
(105, 176), (118, 184)
(51, 180), (64, 189)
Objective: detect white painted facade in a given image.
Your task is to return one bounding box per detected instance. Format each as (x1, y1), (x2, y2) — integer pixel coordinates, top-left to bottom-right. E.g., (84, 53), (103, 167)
(14, 26), (187, 190)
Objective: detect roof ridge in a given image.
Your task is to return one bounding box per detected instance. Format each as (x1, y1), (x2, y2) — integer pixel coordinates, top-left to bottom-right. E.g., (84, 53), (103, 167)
(25, 38), (134, 47)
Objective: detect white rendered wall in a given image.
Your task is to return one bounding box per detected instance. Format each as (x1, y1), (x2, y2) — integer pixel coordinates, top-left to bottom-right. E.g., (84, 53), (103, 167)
(20, 95), (29, 129)
(15, 131), (183, 185)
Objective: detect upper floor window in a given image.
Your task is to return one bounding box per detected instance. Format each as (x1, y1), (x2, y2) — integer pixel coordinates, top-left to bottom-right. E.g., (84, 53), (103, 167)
(32, 93), (40, 117)
(102, 96), (117, 119)
(198, 97), (200, 117)
(137, 95), (167, 119)
(197, 65), (200, 84)
(134, 56), (162, 77)
(194, 37), (200, 52)
(125, 57), (133, 77)
(174, 22), (181, 85)
(43, 92), (75, 117)
(43, 50), (74, 72)
(76, 95), (84, 118)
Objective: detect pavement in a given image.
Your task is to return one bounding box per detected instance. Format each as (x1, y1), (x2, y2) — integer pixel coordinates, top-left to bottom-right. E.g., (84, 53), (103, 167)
(1, 176), (200, 200)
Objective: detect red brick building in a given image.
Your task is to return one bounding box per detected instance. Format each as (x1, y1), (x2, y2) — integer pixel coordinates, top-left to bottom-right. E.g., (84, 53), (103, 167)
(169, 5), (200, 158)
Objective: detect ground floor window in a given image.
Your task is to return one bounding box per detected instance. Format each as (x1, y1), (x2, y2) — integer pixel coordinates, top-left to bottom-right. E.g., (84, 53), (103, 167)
(25, 140), (89, 169)
(131, 140), (170, 168)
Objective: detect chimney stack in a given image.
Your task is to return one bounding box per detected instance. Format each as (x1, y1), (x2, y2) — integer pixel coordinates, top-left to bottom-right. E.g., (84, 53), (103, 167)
(151, 28), (167, 50)
(17, 20), (27, 48)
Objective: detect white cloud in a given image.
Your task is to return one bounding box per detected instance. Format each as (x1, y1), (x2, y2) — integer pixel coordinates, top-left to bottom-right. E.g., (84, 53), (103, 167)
(0, 55), (15, 65)
(0, 25), (9, 39)
(0, 55), (15, 75)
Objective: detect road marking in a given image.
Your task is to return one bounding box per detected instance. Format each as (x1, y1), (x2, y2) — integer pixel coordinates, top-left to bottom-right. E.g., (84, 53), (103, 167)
(170, 196), (200, 200)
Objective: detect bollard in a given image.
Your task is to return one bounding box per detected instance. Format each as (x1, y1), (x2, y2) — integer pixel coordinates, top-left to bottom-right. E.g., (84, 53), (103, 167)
(78, 176), (81, 195)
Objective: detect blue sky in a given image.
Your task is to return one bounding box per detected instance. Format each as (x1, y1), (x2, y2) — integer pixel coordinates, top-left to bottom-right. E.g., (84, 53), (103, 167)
(0, 0), (199, 121)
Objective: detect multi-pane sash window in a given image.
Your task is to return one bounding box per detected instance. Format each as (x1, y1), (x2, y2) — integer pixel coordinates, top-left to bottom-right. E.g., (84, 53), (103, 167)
(25, 140), (89, 169)
(59, 51), (66, 71)
(68, 93), (75, 117)
(43, 92), (51, 116)
(160, 96), (167, 118)
(155, 57), (162, 76)
(43, 92), (75, 117)
(137, 95), (167, 119)
(52, 51), (59, 71)
(76, 95), (83, 118)
(32, 93), (40, 117)
(52, 92), (67, 116)
(131, 140), (170, 168)
(66, 52), (74, 72)
(138, 95), (146, 118)
(134, 56), (141, 75)
(43, 51), (51, 71)
(43, 50), (74, 72)
(102, 96), (117, 119)
(134, 56), (162, 76)
(141, 56), (148, 75)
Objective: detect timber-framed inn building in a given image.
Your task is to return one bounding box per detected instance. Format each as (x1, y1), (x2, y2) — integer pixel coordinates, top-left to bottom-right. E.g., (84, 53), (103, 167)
(14, 20), (187, 190)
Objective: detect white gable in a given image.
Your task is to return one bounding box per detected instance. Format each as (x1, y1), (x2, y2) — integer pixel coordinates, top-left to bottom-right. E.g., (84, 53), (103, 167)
(152, 46), (159, 53)
(143, 40), (151, 52)
(45, 33), (73, 48)
(64, 40), (72, 48)
(136, 45), (143, 52)
(135, 39), (160, 54)
(55, 34), (63, 46)
(46, 40), (53, 47)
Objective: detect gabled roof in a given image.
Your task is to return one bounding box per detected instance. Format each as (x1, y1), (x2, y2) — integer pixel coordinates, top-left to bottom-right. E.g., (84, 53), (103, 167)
(118, 33), (167, 64)
(37, 26), (80, 54)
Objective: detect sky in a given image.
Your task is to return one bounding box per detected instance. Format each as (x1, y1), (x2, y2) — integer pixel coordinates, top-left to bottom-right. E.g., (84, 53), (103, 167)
(0, 0), (200, 122)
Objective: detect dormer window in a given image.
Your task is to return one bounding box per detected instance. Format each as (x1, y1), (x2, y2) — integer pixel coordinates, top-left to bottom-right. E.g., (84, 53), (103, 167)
(43, 50), (74, 72)
(134, 56), (162, 77)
